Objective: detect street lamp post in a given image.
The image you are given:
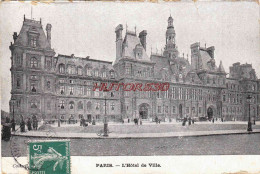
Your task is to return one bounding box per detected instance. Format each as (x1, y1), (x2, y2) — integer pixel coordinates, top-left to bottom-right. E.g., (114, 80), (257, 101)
(11, 99), (15, 120)
(247, 95), (252, 132)
(103, 88), (109, 137)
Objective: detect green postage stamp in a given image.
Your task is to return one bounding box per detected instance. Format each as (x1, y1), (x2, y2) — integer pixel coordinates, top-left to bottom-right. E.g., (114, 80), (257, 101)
(28, 140), (71, 174)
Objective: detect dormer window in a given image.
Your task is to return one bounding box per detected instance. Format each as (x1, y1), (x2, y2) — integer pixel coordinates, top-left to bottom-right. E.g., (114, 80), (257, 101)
(30, 37), (37, 47)
(134, 44), (143, 59)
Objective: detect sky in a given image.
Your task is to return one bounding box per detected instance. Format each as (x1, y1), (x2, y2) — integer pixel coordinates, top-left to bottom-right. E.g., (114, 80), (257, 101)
(0, 1), (259, 112)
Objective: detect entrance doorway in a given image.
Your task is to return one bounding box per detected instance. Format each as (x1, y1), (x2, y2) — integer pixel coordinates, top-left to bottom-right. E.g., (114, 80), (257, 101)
(87, 114), (92, 122)
(139, 103), (149, 119)
(207, 107), (213, 120)
(179, 104), (183, 118)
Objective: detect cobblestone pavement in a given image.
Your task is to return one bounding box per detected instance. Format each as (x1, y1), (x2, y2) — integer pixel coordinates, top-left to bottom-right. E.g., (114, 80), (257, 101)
(2, 133), (260, 156)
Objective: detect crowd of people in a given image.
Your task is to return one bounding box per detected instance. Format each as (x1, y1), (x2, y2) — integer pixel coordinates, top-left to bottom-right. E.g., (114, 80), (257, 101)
(1, 115), (39, 141)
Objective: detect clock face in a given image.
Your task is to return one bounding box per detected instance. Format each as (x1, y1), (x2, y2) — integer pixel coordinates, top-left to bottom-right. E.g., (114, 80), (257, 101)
(179, 73), (182, 79)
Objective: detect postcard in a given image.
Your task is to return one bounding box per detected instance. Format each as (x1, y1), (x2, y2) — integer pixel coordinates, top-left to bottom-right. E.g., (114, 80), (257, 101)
(1, 1), (260, 174)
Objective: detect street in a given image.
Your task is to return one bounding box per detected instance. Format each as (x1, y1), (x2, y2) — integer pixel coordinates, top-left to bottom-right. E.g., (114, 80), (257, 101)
(2, 133), (260, 156)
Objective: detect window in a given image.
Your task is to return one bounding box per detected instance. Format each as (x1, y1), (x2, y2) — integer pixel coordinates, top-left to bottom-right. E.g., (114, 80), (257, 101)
(17, 77), (21, 89)
(158, 106), (162, 113)
(223, 95), (226, 102)
(126, 65), (131, 75)
(87, 101), (92, 110)
(69, 101), (74, 109)
(94, 90), (99, 97)
(86, 67), (92, 76)
(110, 70), (115, 79)
(59, 79), (65, 83)
(47, 81), (51, 89)
(165, 106), (169, 113)
(172, 106), (176, 113)
(60, 86), (65, 94)
(69, 86), (74, 95)
(172, 87), (176, 99)
(78, 101), (83, 110)
(30, 57), (38, 68)
(192, 107), (195, 114)
(68, 65), (76, 74)
(78, 86), (83, 95)
(59, 100), (65, 109)
(16, 54), (22, 65)
(69, 80), (74, 84)
(86, 88), (91, 96)
(96, 102), (100, 110)
(17, 99), (21, 108)
(31, 84), (36, 92)
(47, 101), (51, 110)
(30, 100), (37, 108)
(94, 69), (99, 77)
(101, 71), (107, 78)
(186, 107), (189, 113)
(78, 67), (83, 75)
(59, 64), (65, 73)
(30, 37), (37, 47)
(111, 102), (115, 111)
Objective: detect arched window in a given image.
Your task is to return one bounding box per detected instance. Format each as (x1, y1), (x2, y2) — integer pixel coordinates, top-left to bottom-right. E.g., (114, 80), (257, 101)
(59, 64), (65, 73)
(78, 101), (83, 110)
(69, 101), (74, 109)
(30, 57), (38, 68)
(31, 84), (36, 92)
(59, 100), (65, 109)
(78, 66), (83, 75)
(87, 101), (92, 110)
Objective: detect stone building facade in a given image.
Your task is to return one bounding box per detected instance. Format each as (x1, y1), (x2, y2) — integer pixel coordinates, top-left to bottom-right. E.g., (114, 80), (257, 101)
(9, 15), (260, 123)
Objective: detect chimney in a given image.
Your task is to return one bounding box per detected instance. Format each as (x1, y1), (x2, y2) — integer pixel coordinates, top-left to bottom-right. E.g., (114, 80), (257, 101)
(139, 30), (147, 51)
(206, 46), (215, 59)
(115, 24), (123, 59)
(46, 23), (52, 47)
(13, 32), (18, 42)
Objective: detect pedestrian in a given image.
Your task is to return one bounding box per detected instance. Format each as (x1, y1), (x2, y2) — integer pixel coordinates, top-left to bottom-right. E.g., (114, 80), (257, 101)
(221, 117), (223, 122)
(192, 119), (195, 124)
(158, 118), (161, 124)
(20, 118), (25, 132)
(140, 118), (142, 125)
(212, 117), (215, 123)
(2, 117), (11, 141)
(155, 116), (158, 124)
(188, 117), (191, 125)
(27, 118), (32, 131)
(33, 117), (38, 130)
(127, 117), (130, 123)
(11, 118), (16, 132)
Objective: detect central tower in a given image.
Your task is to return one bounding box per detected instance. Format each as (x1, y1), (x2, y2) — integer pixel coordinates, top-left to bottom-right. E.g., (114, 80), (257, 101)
(163, 15), (179, 59)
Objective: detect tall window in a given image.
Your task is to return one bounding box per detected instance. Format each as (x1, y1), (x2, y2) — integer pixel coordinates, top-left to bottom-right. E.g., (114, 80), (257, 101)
(69, 86), (74, 95)
(110, 70), (115, 78)
(111, 102), (115, 111)
(31, 84), (36, 92)
(69, 101), (74, 109)
(60, 100), (65, 109)
(78, 67), (83, 75)
(126, 65), (131, 74)
(86, 67), (92, 76)
(158, 106), (162, 113)
(172, 106), (176, 113)
(17, 77), (21, 89)
(59, 64), (65, 73)
(60, 86), (65, 94)
(30, 57), (38, 68)
(30, 37), (37, 47)
(94, 69), (99, 77)
(96, 102), (100, 110)
(165, 106), (169, 113)
(78, 101), (83, 110)
(87, 101), (92, 110)
(86, 88), (91, 96)
(47, 101), (51, 110)
(78, 86), (83, 95)
(47, 81), (51, 89)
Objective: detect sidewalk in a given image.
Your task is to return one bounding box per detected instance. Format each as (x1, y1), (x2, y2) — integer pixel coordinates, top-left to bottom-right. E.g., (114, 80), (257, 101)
(12, 128), (260, 139)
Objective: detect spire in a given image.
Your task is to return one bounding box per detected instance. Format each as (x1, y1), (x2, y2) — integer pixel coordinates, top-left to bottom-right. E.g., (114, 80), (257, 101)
(218, 60), (225, 72)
